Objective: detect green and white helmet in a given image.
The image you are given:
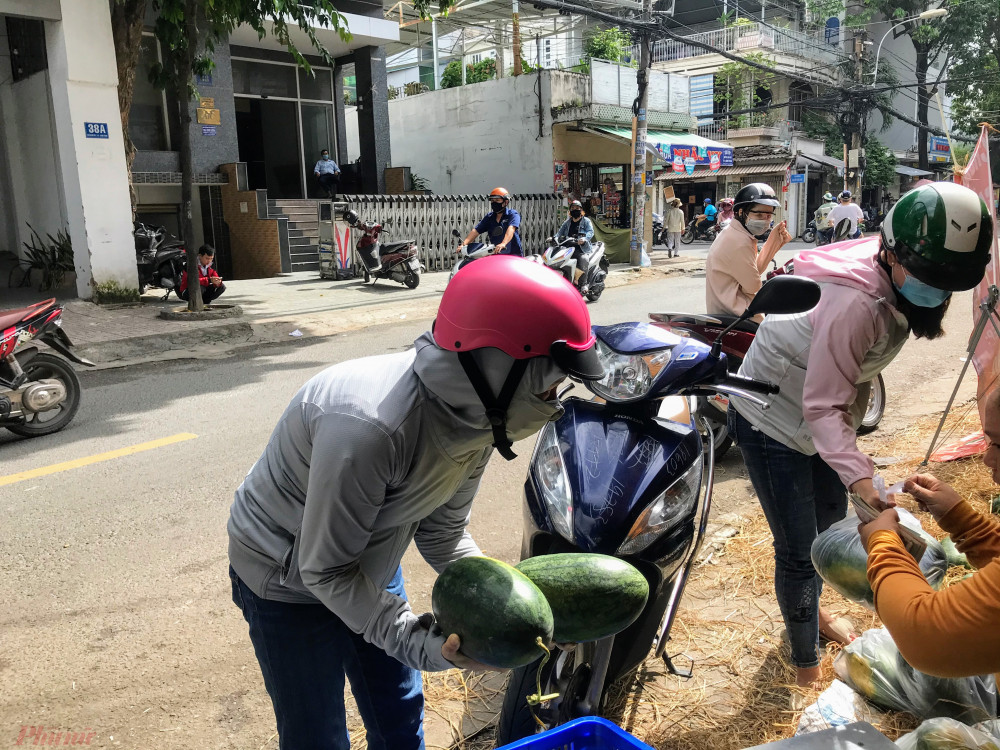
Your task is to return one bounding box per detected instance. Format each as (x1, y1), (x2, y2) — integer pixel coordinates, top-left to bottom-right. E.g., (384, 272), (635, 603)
(881, 182), (993, 291)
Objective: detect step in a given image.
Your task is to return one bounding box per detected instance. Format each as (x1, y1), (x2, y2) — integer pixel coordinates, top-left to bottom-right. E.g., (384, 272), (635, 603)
(271, 208), (319, 220)
(286, 219), (319, 231)
(290, 260), (320, 272)
(290, 248), (319, 261)
(288, 237), (316, 248)
(269, 199), (319, 208)
(288, 228), (319, 238)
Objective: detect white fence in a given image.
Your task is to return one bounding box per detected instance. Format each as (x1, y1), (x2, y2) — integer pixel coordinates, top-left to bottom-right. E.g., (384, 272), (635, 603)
(327, 194), (563, 272)
(642, 23), (844, 67)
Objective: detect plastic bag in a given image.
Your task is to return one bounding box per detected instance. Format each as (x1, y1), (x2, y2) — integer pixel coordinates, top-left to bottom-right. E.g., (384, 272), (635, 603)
(812, 508), (948, 609)
(640, 242), (652, 267)
(895, 717), (1000, 750)
(835, 629), (998, 723)
(795, 679), (886, 735)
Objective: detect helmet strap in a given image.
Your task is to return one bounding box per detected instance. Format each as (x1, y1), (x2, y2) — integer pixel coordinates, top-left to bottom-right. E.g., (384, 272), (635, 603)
(457, 352), (530, 461)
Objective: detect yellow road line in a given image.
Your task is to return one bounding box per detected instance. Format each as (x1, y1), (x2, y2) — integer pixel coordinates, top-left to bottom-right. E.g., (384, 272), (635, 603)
(0, 433), (198, 487)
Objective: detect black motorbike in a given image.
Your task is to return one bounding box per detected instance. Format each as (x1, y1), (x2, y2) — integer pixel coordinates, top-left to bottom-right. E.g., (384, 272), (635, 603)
(134, 222), (186, 299)
(800, 219), (817, 244)
(679, 218), (720, 244)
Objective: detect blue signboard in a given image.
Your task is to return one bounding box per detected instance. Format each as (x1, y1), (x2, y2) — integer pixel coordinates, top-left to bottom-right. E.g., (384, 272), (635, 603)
(84, 122), (109, 139)
(789, 173), (806, 184)
(196, 73), (213, 86)
(202, 126), (217, 136)
(655, 142), (734, 170)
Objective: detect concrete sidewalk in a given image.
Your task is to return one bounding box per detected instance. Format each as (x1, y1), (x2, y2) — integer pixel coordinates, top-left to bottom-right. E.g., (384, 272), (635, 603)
(1, 251), (707, 368)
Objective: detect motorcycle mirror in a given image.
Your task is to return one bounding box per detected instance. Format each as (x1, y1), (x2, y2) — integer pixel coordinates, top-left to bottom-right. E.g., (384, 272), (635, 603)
(710, 276), (821, 358)
(452, 229), (462, 238)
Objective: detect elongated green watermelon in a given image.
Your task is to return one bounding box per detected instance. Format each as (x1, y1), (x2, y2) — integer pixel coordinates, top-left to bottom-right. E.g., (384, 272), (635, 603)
(432, 556), (554, 669)
(515, 553), (649, 643)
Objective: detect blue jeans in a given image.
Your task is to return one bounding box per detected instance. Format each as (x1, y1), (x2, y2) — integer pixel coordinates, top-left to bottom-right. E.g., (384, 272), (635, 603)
(230, 566), (425, 750)
(728, 410), (848, 668)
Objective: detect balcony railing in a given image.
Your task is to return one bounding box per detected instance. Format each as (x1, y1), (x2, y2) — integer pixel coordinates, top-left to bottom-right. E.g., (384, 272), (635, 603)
(641, 23), (844, 67)
(696, 116), (805, 142)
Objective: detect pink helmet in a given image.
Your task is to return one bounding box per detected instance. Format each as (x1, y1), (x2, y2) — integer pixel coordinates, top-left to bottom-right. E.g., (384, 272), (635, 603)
(434, 255), (602, 380)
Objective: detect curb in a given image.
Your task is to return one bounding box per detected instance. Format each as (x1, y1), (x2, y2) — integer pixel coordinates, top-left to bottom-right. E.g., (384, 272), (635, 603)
(159, 304), (244, 321)
(76, 321), (254, 365)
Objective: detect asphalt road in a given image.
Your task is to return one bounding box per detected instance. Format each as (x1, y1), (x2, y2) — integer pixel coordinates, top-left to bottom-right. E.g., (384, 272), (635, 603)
(0, 249), (976, 749)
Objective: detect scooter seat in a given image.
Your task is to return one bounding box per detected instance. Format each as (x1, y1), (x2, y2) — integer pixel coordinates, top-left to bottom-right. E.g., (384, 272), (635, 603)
(670, 313), (759, 333)
(382, 240), (414, 254)
(0, 298), (57, 329)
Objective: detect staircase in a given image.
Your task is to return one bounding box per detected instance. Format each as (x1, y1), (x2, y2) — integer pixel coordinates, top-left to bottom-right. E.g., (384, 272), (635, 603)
(268, 199), (320, 272)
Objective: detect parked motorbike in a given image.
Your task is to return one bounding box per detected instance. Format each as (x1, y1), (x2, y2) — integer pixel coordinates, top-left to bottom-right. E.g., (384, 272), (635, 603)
(346, 211), (422, 288)
(0, 298), (94, 438)
(652, 212), (665, 247)
(134, 222), (186, 299)
(539, 235), (610, 302)
(496, 275), (822, 744)
(679, 218), (720, 244)
(800, 218), (817, 244)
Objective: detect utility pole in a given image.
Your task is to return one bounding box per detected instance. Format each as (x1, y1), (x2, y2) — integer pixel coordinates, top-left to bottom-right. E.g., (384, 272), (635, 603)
(845, 10), (866, 197)
(512, 0), (523, 75)
(629, 0), (653, 268)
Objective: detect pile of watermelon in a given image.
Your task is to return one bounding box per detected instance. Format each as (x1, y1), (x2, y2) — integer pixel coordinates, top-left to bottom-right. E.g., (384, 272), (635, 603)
(432, 553), (650, 669)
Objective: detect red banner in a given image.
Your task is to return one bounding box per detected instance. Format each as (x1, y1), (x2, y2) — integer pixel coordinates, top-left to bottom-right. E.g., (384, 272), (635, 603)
(958, 126), (999, 420)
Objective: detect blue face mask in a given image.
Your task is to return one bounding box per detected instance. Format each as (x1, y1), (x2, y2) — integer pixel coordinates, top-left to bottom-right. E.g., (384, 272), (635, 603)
(322, 154), (330, 160)
(894, 273), (951, 308)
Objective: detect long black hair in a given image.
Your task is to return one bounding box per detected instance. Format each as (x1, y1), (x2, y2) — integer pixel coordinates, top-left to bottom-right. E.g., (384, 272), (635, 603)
(877, 249), (949, 340)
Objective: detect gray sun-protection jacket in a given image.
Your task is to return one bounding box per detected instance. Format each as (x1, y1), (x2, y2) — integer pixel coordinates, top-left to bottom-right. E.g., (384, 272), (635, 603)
(227, 332), (563, 672)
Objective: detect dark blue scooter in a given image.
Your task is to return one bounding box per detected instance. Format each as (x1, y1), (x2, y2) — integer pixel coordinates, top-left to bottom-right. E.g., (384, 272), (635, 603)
(497, 275), (822, 742)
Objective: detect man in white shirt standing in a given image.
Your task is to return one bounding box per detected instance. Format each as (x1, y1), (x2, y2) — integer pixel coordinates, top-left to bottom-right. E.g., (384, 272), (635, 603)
(826, 190), (866, 239)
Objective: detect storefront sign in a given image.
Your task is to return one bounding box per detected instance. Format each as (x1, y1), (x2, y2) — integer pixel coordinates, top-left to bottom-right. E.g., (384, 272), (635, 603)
(672, 155), (684, 173)
(553, 160), (568, 192)
(655, 143), (734, 169)
(684, 157), (696, 175)
(84, 122), (109, 139)
(929, 136), (951, 162)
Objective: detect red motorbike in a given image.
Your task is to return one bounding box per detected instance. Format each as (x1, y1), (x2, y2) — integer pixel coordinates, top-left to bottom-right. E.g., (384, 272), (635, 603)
(1, 299), (94, 438)
(650, 304), (886, 457)
(344, 210), (422, 288)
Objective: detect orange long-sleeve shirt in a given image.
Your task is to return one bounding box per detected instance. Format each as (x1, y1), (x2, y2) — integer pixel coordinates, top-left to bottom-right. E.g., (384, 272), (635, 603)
(866, 501), (1000, 678)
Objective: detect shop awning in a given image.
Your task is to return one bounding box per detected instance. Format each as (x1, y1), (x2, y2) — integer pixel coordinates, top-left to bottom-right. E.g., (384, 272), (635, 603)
(895, 165), (935, 177)
(655, 162), (791, 181)
(798, 152), (845, 170)
(586, 126), (734, 169)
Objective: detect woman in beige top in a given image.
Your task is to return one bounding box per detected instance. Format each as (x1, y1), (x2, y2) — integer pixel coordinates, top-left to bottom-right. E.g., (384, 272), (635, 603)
(664, 198), (686, 257)
(705, 182), (792, 320)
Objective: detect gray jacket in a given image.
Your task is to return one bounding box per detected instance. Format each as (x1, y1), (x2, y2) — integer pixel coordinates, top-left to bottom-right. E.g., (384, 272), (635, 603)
(227, 332), (563, 672)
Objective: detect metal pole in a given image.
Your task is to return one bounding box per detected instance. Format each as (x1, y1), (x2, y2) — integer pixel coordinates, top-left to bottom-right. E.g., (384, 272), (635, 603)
(461, 28), (467, 85)
(512, 0), (523, 75)
(629, 0), (653, 268)
(431, 17), (440, 90)
(536, 33), (542, 70)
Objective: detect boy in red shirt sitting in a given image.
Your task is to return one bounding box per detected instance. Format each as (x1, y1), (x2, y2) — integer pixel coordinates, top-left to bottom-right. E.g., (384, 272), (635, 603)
(180, 244), (226, 305)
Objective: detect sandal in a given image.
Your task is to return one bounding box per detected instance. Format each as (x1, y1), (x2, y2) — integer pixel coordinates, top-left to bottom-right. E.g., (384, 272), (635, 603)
(819, 616), (856, 646)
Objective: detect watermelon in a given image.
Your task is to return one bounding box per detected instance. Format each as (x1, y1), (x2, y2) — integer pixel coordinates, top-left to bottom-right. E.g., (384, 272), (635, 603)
(515, 553), (649, 643)
(432, 556), (554, 669)
(812, 509), (948, 609)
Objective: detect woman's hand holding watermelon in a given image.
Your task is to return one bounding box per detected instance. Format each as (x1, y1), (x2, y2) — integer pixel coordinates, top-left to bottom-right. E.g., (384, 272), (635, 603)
(859, 508), (902, 551)
(903, 474), (963, 521)
(441, 634), (506, 673)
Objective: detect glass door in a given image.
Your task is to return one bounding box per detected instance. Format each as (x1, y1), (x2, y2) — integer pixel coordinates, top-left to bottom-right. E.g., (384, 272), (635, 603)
(301, 103), (335, 199)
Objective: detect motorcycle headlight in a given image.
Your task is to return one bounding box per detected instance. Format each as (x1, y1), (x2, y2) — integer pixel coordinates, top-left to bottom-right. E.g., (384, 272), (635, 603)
(589, 340), (672, 403)
(617, 454), (703, 556)
(533, 422), (574, 543)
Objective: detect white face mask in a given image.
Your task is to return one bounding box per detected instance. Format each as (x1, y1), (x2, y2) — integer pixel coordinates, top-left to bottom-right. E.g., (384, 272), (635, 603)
(745, 218), (771, 236)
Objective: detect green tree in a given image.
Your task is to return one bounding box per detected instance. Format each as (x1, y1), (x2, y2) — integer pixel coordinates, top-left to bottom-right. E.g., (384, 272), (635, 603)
(714, 52), (778, 128)
(862, 137), (896, 188)
(807, 0), (949, 169)
(440, 60), (463, 88)
(803, 110), (846, 157)
(583, 26), (632, 65)
(941, 0), (1000, 134)
(440, 57), (497, 88)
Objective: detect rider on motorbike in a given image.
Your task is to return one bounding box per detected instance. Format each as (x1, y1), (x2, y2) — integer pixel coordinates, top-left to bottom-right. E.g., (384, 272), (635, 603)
(556, 200), (596, 292)
(728, 182), (994, 690)
(814, 192), (837, 244)
(705, 182), (793, 321)
(696, 197), (717, 234)
(457, 187), (523, 257)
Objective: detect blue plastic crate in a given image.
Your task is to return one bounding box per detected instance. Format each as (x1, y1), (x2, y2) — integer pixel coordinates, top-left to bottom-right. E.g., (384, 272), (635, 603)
(495, 717), (655, 750)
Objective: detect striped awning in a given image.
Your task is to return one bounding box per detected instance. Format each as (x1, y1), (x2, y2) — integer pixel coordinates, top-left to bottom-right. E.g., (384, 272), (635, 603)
(655, 162), (791, 181)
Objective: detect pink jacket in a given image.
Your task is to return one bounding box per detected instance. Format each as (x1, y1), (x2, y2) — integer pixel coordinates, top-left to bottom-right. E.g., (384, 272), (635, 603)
(733, 239), (910, 487)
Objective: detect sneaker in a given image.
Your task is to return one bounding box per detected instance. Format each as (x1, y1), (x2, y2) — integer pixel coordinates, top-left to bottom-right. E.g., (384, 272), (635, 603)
(580, 284), (590, 295)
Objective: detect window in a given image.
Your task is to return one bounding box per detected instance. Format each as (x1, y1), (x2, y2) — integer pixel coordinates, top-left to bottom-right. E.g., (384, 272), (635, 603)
(299, 68), (333, 101)
(689, 74), (714, 124)
(232, 59), (297, 98)
(129, 35), (169, 151)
